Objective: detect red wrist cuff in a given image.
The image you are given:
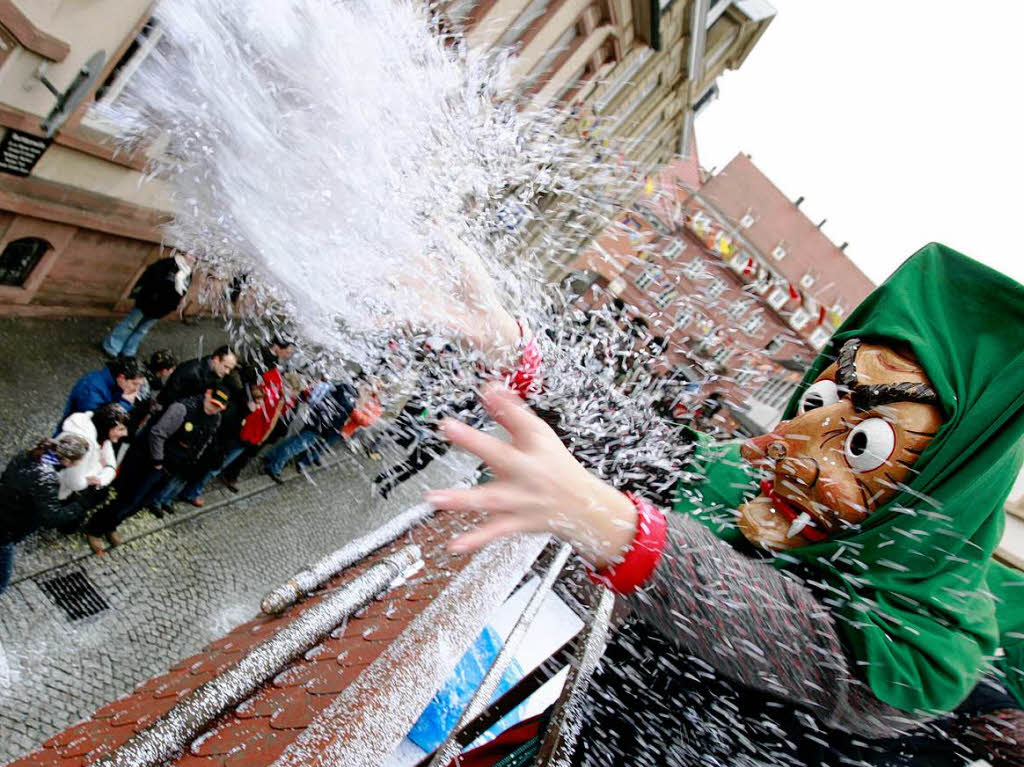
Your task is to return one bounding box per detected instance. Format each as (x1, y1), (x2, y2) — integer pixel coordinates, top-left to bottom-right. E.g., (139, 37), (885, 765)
(505, 319), (542, 398)
(589, 493), (668, 595)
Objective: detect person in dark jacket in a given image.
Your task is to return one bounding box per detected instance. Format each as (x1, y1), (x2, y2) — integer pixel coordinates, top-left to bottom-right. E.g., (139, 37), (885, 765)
(175, 364), (260, 506)
(127, 349), (179, 438)
(101, 253), (195, 358)
(157, 346), (237, 409)
(0, 434), (90, 594)
(83, 387), (229, 554)
(262, 379), (357, 481)
(60, 356), (147, 429)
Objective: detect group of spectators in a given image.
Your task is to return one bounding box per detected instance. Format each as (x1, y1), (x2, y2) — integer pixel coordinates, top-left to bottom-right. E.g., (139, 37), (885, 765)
(0, 331), (388, 595)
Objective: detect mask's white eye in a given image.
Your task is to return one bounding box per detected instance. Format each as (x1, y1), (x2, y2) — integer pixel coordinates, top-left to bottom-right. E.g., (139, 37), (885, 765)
(844, 418), (896, 472)
(799, 380), (840, 414)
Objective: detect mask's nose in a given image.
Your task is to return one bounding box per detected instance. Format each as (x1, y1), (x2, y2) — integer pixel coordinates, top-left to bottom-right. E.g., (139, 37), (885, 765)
(741, 432), (787, 462)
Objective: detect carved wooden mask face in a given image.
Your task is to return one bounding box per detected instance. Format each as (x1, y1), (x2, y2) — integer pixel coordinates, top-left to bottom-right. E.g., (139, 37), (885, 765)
(737, 340), (945, 549)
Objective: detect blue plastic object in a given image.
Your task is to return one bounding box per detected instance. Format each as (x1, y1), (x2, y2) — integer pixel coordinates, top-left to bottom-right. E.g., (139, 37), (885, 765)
(408, 626), (525, 752)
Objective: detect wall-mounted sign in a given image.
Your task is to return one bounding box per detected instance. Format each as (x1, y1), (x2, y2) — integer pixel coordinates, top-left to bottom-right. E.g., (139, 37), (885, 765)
(0, 129), (52, 176)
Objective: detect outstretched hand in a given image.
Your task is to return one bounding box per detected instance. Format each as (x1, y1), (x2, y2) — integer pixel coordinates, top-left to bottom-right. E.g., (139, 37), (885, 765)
(426, 385), (638, 570)
(400, 234), (524, 366)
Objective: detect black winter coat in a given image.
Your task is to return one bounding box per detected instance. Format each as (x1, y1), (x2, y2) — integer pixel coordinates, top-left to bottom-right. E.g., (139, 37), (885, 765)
(150, 395), (221, 478)
(132, 257), (189, 319)
(158, 357), (219, 409)
(0, 453), (85, 545)
(309, 383), (357, 438)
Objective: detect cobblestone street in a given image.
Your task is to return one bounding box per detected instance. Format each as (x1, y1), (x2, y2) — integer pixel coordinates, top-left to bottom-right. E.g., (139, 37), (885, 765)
(0, 317), (477, 763)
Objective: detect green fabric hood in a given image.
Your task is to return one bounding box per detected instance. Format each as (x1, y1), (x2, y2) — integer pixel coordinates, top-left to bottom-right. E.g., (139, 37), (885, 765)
(680, 244), (1024, 714)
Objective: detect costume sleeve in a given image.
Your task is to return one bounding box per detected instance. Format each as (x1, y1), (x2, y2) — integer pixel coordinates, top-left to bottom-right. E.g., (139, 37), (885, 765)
(149, 403), (186, 463)
(614, 506), (934, 738)
(503, 321), (542, 398)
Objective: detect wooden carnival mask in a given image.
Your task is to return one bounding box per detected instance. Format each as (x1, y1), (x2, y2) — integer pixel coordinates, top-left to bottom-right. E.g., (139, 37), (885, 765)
(737, 339), (944, 549)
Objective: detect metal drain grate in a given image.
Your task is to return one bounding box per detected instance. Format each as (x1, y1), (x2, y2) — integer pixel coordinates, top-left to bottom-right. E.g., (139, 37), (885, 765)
(37, 568), (109, 621)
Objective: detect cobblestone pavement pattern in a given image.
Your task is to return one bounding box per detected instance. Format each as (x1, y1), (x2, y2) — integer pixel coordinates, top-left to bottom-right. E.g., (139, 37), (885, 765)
(0, 317), (477, 763)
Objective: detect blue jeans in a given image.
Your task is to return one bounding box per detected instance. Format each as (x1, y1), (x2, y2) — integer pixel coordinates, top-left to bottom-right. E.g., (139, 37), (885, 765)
(0, 542), (14, 594)
(102, 307), (158, 357)
(264, 430), (320, 475)
(151, 474), (188, 509)
(181, 444), (246, 500)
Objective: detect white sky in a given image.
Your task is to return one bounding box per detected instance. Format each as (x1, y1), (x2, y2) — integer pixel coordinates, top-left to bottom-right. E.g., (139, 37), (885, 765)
(696, 0), (1024, 286)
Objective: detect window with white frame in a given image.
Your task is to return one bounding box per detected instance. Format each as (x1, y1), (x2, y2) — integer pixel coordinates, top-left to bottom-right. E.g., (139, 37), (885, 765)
(635, 265), (663, 291)
(740, 212), (755, 228)
(674, 306), (695, 328)
(683, 258), (705, 280)
(800, 272), (816, 289)
(93, 19), (164, 106)
(636, 205), (671, 235)
(767, 287), (788, 310)
(654, 288), (678, 308)
(742, 313), (765, 335)
(727, 299), (749, 318)
(662, 239), (685, 261)
(772, 244), (788, 261)
(752, 270), (772, 295)
(706, 277), (728, 298)
(764, 335), (787, 355)
(712, 346), (733, 365)
(809, 326), (831, 350)
(830, 303), (846, 321)
(735, 368), (757, 386)
(691, 210), (712, 234)
(789, 306), (812, 330)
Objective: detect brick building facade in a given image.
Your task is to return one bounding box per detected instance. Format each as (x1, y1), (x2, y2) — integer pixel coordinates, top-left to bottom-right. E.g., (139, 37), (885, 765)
(571, 149), (875, 434)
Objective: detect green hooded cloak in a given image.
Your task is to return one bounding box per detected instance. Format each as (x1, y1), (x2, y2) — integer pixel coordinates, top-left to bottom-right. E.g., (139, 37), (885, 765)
(675, 243), (1024, 714)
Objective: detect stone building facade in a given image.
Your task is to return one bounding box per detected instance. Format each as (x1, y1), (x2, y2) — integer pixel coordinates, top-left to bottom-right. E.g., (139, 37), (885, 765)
(0, 0), (177, 318)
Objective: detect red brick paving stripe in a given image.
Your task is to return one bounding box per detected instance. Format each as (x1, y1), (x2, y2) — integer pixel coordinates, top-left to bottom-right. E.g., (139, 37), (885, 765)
(49, 720), (123, 758)
(220, 732), (292, 767)
(191, 719), (274, 757)
(268, 691), (334, 730)
(108, 694), (180, 728)
(234, 686), (296, 719)
(5, 750), (74, 767)
(153, 669), (215, 699)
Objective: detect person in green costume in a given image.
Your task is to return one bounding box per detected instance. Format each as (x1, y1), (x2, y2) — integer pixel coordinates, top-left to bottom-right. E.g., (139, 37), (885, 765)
(429, 244), (1024, 765)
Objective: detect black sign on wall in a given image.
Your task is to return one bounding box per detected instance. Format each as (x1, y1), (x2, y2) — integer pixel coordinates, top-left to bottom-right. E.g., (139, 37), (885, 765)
(0, 129), (52, 177)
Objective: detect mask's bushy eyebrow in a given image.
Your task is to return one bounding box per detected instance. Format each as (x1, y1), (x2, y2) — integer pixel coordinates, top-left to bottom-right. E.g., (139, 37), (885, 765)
(850, 382), (939, 411)
(835, 338), (939, 411)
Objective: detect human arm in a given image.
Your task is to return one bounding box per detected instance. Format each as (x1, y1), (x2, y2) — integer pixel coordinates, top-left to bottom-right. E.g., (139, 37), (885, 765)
(149, 402), (186, 465)
(427, 387), (932, 738)
(93, 441), (117, 487)
(35, 472), (87, 531)
(634, 504), (930, 737)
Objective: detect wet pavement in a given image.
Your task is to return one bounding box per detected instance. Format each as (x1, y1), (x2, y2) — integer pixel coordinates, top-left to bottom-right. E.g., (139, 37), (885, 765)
(0, 316), (477, 763)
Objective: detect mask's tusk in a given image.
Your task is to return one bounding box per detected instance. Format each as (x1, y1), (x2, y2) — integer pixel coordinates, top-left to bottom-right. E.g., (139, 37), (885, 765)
(787, 512), (813, 539)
